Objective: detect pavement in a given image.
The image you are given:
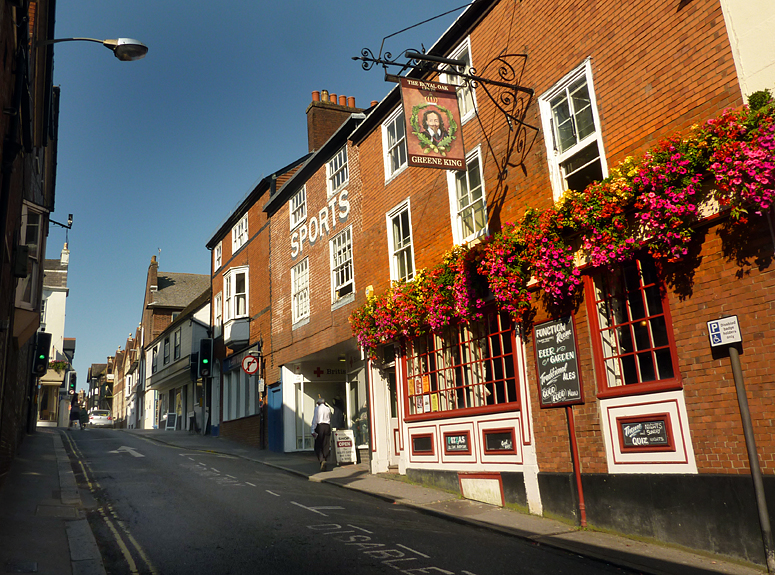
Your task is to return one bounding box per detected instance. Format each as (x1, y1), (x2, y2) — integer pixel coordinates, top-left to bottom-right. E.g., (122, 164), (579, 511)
(0, 425), (768, 575)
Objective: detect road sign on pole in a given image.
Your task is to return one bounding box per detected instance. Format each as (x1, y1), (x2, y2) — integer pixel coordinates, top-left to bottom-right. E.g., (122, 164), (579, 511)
(242, 354), (259, 375)
(707, 315), (775, 571)
(707, 315), (742, 347)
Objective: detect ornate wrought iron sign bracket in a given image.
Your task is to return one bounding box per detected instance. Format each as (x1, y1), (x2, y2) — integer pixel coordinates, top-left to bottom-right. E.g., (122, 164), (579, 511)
(354, 47), (540, 177)
(354, 48), (536, 131)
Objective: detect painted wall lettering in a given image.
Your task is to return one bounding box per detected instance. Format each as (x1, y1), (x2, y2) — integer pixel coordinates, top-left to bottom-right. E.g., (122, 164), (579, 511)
(291, 189), (350, 258)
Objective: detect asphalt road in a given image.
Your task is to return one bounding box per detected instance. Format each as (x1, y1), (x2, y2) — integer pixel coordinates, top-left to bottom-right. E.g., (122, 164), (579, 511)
(62, 429), (639, 575)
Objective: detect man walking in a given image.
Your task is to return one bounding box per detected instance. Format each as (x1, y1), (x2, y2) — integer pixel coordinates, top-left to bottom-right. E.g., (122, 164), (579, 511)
(311, 397), (331, 472)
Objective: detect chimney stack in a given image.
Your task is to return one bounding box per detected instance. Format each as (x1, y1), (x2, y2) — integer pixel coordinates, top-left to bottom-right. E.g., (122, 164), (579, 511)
(306, 89), (363, 153)
(60, 243), (70, 266)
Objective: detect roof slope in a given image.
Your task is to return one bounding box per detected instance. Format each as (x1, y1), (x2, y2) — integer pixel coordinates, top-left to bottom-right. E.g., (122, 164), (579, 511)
(151, 273), (210, 308)
(42, 258), (68, 289)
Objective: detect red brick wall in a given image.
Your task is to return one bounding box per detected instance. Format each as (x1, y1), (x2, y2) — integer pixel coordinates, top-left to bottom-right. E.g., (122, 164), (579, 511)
(673, 217), (775, 473)
(267, 141), (363, 383)
(220, 412), (264, 448)
(307, 100), (361, 152)
(353, 0), (754, 478)
(0, 3), (32, 482)
(211, 186), (273, 424)
(354, 0), (741, 308)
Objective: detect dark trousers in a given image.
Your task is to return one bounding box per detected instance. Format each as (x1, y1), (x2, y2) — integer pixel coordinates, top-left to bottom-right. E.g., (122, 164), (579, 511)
(314, 423), (331, 463)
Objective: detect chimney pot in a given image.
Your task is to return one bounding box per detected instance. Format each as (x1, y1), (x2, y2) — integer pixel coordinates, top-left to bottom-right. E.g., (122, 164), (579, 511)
(311, 90), (320, 102)
(338, 95), (346, 106)
(370, 100), (379, 107)
(321, 89), (329, 102)
(347, 96), (356, 108)
(330, 93), (337, 104)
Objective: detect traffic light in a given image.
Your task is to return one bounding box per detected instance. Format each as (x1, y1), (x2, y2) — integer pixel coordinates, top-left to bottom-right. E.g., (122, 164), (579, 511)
(32, 331), (52, 377)
(198, 338), (213, 378)
(66, 371), (77, 395)
(189, 352), (199, 381)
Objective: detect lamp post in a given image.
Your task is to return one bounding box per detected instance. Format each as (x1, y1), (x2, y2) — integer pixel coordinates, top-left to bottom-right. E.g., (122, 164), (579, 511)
(36, 37), (148, 61)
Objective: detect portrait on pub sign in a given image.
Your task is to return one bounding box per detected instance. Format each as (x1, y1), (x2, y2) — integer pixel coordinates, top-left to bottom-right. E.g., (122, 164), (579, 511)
(400, 77), (466, 170)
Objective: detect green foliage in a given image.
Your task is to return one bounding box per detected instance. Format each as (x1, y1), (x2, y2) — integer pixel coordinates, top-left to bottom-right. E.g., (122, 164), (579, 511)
(748, 89), (773, 112)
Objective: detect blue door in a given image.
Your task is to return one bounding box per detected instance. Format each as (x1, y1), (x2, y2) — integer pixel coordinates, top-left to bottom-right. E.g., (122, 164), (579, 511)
(267, 384), (284, 452)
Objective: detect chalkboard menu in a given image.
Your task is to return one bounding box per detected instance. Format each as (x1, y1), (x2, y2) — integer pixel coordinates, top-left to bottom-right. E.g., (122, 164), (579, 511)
(165, 413), (178, 430)
(619, 418), (671, 450)
(534, 316), (583, 408)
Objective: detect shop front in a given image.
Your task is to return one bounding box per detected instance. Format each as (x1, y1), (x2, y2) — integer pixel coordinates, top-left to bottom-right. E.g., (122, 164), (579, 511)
(279, 353), (368, 456)
(368, 308), (543, 513)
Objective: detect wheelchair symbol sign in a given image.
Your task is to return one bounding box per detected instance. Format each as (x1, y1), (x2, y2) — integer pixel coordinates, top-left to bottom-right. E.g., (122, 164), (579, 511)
(707, 316), (741, 347)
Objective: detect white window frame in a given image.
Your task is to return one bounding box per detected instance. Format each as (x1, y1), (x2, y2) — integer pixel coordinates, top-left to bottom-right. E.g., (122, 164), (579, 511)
(213, 292), (222, 338)
(382, 106), (408, 181)
(231, 214), (249, 252)
(386, 200), (415, 282)
(173, 329), (181, 361)
(223, 266), (249, 322)
(163, 337), (170, 365)
(440, 37), (477, 124)
(213, 242), (222, 271)
(326, 146), (349, 197)
(290, 186), (307, 230)
(291, 257), (310, 324)
(538, 58), (608, 200)
(446, 145), (488, 245)
(16, 203), (44, 309)
(330, 226), (354, 302)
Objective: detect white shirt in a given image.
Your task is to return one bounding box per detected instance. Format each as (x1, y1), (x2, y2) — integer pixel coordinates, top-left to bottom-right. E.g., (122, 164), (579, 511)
(311, 402), (331, 434)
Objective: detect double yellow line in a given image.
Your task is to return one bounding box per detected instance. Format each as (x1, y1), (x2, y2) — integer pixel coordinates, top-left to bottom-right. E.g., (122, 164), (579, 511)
(61, 432), (158, 575)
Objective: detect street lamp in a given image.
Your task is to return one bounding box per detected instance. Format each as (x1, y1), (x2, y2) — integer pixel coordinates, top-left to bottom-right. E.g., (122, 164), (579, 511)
(36, 37), (148, 61)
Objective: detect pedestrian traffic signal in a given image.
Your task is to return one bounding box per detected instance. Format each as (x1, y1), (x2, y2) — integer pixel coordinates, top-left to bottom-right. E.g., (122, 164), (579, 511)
(32, 331), (52, 377)
(66, 371), (77, 395)
(198, 338), (213, 378)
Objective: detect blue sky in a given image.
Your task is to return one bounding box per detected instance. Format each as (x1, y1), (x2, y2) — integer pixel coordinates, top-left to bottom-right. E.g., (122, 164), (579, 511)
(47, 1), (469, 389)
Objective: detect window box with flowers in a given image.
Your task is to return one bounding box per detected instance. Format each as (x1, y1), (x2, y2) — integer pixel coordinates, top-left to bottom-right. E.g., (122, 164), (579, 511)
(350, 95), (774, 371)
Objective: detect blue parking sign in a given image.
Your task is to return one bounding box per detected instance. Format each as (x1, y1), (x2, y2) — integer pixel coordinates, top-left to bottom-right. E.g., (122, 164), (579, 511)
(707, 316), (742, 347)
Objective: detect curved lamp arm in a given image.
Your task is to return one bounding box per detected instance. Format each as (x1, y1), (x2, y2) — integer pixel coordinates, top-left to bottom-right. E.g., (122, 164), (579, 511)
(36, 37), (148, 61)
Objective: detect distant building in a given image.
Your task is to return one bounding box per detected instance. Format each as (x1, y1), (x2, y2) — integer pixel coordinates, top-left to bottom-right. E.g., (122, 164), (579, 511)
(37, 244), (73, 423)
(145, 288), (210, 431)
(134, 256), (210, 429)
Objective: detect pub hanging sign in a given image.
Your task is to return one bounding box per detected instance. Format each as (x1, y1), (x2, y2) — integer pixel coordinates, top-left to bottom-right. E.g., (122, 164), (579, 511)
(534, 316), (584, 408)
(400, 77), (466, 170)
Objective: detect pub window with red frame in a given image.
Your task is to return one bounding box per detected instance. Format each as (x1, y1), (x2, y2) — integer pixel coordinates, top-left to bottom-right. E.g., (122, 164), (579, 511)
(405, 308), (521, 418)
(585, 255), (681, 398)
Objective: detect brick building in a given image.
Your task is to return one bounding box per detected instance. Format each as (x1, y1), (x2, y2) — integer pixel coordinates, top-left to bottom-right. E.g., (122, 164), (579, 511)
(0, 0), (59, 483)
(206, 156), (307, 443)
(263, 92), (368, 454)
(195, 0), (774, 563)
(346, 0), (774, 566)
(207, 92), (368, 452)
